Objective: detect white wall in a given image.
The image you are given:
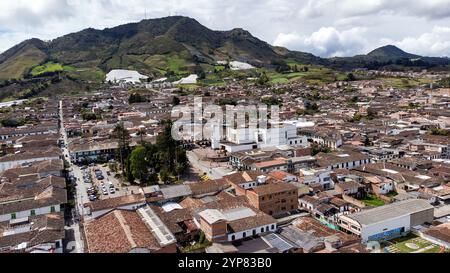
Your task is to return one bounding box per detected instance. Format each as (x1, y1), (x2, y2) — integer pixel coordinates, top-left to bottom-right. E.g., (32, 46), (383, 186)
(0, 204), (61, 222)
(0, 156), (61, 172)
(362, 215), (410, 242)
(227, 223), (277, 241)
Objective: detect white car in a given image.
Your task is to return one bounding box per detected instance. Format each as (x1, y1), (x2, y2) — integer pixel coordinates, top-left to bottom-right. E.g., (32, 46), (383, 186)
(109, 188), (116, 194)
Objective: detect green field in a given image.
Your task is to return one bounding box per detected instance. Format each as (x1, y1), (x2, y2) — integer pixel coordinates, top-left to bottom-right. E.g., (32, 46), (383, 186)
(31, 62), (65, 76)
(381, 77), (436, 89)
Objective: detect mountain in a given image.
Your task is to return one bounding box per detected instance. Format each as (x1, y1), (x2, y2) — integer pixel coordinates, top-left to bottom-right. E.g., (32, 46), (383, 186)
(367, 45), (420, 60)
(0, 39), (48, 79)
(0, 16), (325, 82)
(0, 16), (449, 85)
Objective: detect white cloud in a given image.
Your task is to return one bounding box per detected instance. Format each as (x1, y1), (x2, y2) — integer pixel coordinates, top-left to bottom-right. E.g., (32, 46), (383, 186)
(274, 27), (368, 57)
(391, 26), (450, 57)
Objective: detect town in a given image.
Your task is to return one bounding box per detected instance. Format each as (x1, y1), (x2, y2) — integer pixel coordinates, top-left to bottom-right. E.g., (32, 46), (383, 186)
(0, 64), (449, 254)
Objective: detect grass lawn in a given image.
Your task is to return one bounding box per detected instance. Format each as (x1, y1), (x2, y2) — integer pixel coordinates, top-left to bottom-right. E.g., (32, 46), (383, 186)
(384, 235), (443, 253)
(360, 194), (385, 207)
(271, 77), (290, 84)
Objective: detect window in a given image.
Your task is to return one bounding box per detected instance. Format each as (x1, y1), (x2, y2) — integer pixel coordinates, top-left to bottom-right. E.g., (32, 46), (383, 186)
(243, 232), (247, 238)
(253, 230), (256, 236)
(261, 228), (264, 233)
(11, 213), (16, 220)
(266, 227), (269, 232)
(271, 225), (275, 230)
(30, 210), (36, 216)
(50, 206), (56, 213)
(231, 235), (235, 241)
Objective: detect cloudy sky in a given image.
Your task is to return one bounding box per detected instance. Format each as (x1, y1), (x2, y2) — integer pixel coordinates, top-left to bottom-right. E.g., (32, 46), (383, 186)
(2, 0), (450, 57)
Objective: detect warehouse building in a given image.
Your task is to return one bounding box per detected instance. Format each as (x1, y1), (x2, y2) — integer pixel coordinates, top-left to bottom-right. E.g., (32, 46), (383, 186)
(337, 199), (434, 242)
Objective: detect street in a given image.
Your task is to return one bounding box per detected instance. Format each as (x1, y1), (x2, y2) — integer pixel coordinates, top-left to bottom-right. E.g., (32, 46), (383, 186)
(60, 100), (85, 253)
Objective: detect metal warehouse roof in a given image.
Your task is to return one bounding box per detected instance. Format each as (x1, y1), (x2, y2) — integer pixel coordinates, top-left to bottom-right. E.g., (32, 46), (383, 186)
(347, 199), (434, 226)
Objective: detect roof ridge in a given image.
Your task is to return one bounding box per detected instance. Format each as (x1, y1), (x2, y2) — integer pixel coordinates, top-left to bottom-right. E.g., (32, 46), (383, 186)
(113, 210), (137, 249)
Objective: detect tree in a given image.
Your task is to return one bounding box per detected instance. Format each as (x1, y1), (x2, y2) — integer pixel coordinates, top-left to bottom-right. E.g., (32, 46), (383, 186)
(257, 71), (270, 86)
(346, 73), (356, 81)
(364, 136), (371, 147)
(112, 122), (131, 174)
(194, 65), (206, 79)
(159, 167), (170, 184)
(172, 96), (181, 106)
(130, 146), (149, 182)
(129, 93), (146, 104)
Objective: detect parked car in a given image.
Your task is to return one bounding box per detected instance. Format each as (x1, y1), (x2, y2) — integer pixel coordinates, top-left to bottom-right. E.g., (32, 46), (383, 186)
(102, 190), (109, 196)
(89, 195), (97, 202)
(80, 166), (87, 170)
(109, 188), (116, 194)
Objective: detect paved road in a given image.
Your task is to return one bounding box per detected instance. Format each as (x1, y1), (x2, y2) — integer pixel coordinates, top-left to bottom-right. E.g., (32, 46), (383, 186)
(187, 151), (233, 180)
(60, 100), (85, 253)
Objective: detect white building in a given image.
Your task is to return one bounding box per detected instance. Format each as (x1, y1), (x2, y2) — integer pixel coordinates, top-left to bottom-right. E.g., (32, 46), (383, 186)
(338, 199), (434, 242)
(212, 123), (308, 153)
(299, 169), (334, 190)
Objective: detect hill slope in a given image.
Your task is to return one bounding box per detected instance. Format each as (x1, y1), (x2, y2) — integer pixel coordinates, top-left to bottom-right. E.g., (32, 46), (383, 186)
(367, 45), (420, 60)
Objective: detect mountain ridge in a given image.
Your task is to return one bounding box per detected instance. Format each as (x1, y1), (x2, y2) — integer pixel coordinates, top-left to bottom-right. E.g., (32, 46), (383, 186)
(0, 16), (449, 82)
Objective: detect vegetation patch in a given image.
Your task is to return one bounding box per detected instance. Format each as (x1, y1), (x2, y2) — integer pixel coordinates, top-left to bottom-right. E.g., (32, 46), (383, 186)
(360, 194), (385, 207)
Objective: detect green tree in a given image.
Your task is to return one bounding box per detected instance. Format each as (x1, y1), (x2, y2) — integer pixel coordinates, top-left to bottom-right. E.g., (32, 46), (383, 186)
(112, 122), (131, 174)
(159, 167), (170, 184)
(130, 146), (149, 182)
(257, 71), (270, 86)
(346, 73), (356, 81)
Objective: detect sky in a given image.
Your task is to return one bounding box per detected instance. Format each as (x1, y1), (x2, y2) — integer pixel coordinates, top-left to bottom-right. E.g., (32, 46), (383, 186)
(2, 0), (450, 57)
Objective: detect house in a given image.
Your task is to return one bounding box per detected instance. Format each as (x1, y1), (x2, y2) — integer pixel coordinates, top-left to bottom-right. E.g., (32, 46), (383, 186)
(298, 128), (343, 150)
(83, 209), (177, 253)
(69, 140), (119, 163)
(152, 206), (199, 244)
(316, 151), (372, 171)
(0, 125), (58, 141)
(335, 181), (366, 198)
(298, 169), (334, 190)
(85, 194), (146, 219)
(268, 171), (298, 183)
(0, 159), (64, 183)
(0, 176), (67, 222)
(0, 213), (65, 253)
(420, 222), (450, 249)
(0, 147), (62, 172)
(198, 207), (277, 243)
(246, 182), (299, 217)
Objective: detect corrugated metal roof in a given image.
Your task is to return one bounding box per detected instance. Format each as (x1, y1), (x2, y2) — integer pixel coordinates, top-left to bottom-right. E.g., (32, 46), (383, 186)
(347, 199), (434, 226)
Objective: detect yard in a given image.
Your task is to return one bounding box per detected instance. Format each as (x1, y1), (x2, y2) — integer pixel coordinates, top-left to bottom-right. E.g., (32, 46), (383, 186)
(383, 235), (444, 253)
(360, 194), (385, 207)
